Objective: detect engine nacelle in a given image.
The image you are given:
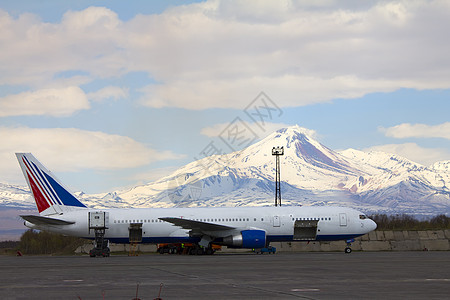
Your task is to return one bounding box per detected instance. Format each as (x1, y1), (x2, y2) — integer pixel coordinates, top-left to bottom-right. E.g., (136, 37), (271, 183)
(223, 230), (266, 249)
(24, 221), (37, 229)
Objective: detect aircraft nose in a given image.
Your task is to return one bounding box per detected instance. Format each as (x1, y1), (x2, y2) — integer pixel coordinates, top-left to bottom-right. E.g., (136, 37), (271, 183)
(368, 219), (377, 232)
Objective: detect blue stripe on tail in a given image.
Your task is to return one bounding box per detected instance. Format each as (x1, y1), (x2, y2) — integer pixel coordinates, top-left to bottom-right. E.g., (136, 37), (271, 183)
(42, 171), (86, 208)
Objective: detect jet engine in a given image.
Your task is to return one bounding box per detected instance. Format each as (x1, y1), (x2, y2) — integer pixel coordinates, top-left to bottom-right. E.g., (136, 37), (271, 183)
(223, 230), (266, 248)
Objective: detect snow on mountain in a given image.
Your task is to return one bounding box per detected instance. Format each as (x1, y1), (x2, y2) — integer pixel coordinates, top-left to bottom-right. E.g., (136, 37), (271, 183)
(1, 125), (449, 215)
(338, 149), (450, 213)
(0, 182), (34, 209)
(104, 125), (450, 214)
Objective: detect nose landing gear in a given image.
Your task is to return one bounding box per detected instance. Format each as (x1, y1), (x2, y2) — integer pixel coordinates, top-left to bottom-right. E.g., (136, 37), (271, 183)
(345, 238), (355, 253)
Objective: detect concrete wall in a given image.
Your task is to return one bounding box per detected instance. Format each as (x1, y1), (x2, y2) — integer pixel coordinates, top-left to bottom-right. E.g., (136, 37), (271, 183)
(75, 230), (450, 253)
(272, 229), (450, 252)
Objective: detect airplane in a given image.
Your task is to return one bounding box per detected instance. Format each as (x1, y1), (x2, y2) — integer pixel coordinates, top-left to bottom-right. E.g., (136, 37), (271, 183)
(16, 153), (377, 256)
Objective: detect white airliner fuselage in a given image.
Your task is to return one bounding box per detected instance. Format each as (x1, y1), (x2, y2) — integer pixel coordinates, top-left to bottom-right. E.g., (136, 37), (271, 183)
(25, 206), (376, 244)
(17, 153), (377, 254)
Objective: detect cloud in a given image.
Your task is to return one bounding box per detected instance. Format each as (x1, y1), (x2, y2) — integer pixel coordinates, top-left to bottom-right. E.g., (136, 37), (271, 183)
(87, 86), (129, 102)
(364, 143), (450, 166)
(2, 1), (450, 109)
(0, 126), (184, 182)
(0, 7), (124, 86)
(129, 166), (180, 184)
(0, 86), (89, 117)
(0, 85), (129, 117)
(201, 121), (287, 138)
(381, 122), (450, 140)
(201, 122), (317, 140)
(138, 75), (403, 110)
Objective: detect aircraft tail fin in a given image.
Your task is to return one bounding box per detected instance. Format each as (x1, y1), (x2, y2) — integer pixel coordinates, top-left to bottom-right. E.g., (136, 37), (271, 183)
(16, 153), (87, 216)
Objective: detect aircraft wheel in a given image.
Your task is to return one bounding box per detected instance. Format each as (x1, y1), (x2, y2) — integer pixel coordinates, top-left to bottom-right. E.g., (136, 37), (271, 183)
(345, 247), (352, 254)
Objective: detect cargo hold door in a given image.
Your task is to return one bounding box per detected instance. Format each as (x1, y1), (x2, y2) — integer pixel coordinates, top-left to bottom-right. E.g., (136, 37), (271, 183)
(293, 220), (318, 241)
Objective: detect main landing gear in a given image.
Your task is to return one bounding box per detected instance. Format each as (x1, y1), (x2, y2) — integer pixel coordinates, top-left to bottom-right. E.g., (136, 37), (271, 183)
(89, 228), (110, 257)
(345, 239), (355, 253)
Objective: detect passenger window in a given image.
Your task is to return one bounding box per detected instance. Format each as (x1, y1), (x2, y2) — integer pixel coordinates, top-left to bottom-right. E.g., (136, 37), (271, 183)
(254, 218), (256, 221)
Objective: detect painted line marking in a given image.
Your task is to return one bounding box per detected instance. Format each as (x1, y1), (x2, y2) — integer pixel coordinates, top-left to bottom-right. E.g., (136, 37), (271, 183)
(291, 288), (320, 292)
(426, 279), (450, 282)
(63, 280), (84, 282)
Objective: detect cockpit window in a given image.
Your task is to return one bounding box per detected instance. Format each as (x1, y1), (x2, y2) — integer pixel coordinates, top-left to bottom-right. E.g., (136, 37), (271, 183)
(359, 215), (367, 220)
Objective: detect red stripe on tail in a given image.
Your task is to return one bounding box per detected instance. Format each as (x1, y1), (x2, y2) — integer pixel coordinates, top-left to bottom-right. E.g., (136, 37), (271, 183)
(26, 172), (50, 213)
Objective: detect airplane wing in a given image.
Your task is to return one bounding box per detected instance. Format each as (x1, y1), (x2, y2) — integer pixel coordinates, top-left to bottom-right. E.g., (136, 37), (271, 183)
(20, 215), (75, 226)
(159, 217), (235, 232)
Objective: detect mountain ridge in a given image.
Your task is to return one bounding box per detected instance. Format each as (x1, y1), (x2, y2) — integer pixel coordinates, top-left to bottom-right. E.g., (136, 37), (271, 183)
(1, 125), (449, 215)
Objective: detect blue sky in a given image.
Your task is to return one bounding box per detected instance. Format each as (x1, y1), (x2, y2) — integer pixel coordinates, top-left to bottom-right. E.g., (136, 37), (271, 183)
(1, 0), (450, 193)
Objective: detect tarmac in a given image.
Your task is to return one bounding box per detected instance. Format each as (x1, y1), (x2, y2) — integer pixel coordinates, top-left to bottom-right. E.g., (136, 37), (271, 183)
(1, 252), (449, 299)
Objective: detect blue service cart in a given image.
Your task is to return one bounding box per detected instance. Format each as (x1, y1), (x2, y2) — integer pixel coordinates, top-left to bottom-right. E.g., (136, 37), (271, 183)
(254, 246), (277, 254)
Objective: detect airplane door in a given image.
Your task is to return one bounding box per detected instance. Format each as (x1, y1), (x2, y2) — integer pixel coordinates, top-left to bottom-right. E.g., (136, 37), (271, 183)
(273, 216), (280, 227)
(129, 223), (143, 243)
(339, 213), (347, 226)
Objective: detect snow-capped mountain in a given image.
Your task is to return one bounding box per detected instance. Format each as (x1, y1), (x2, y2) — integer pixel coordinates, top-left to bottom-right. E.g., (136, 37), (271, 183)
(0, 182), (34, 209)
(2, 125), (449, 215)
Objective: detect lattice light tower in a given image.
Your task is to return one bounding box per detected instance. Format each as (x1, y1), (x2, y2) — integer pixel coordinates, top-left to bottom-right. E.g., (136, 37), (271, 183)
(272, 146), (284, 207)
